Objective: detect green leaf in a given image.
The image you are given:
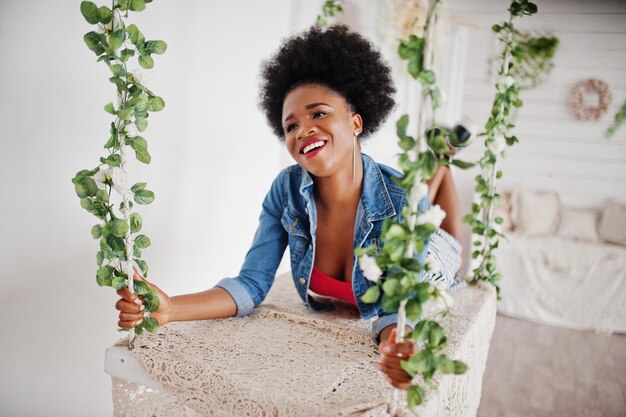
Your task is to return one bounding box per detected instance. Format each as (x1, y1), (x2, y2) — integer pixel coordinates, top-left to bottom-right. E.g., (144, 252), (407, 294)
(104, 134), (118, 149)
(98, 6), (112, 24)
(109, 29), (126, 51)
(131, 182), (147, 192)
(109, 64), (125, 77)
(134, 189), (155, 205)
(74, 176), (98, 198)
(96, 188), (109, 203)
(126, 24), (145, 45)
(396, 114), (409, 140)
(138, 54), (154, 69)
(104, 102), (115, 114)
(119, 48), (135, 62)
(112, 275), (127, 290)
(381, 293), (400, 313)
(96, 251), (104, 266)
(96, 265), (115, 287)
(417, 70), (436, 86)
(127, 94), (148, 110)
(407, 385), (425, 409)
(428, 323), (446, 348)
(437, 355), (456, 374)
(134, 258), (149, 277)
(453, 360), (468, 374)
(80, 1), (100, 24)
(405, 299), (422, 322)
(450, 159), (475, 169)
(129, 0), (146, 12)
(111, 219), (129, 238)
(147, 96), (165, 111)
(134, 280), (151, 295)
(144, 316), (159, 333)
(100, 154), (121, 167)
(91, 224), (103, 239)
(83, 31), (101, 49)
(360, 285), (380, 303)
(408, 58), (421, 79)
(145, 40), (167, 55)
(134, 234), (151, 249)
(127, 136), (151, 164)
(382, 279), (401, 297)
(135, 117), (148, 132)
(117, 108), (133, 120)
(130, 212), (142, 233)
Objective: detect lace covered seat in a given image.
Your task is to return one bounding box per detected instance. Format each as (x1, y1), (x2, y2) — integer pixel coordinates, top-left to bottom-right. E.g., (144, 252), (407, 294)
(108, 273), (496, 417)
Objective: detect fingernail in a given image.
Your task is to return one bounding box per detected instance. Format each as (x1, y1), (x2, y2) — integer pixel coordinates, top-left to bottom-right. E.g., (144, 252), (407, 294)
(134, 298), (142, 305)
(143, 312), (149, 318)
(139, 304), (145, 311)
(135, 320), (142, 325)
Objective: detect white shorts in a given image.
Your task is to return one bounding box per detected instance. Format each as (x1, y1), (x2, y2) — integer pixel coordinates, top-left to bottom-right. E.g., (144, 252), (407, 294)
(423, 228), (467, 292)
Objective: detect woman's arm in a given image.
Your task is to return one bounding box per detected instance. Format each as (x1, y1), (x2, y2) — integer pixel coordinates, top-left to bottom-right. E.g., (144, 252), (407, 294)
(116, 272), (237, 328)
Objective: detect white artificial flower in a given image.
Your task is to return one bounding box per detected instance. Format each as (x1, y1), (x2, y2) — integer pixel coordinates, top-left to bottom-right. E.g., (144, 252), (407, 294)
(504, 75), (516, 88)
(426, 252), (442, 274)
(124, 123), (138, 137)
(415, 182), (429, 203)
(488, 135), (506, 155)
(417, 204), (447, 228)
(110, 167), (129, 195)
(94, 167), (129, 195)
(423, 281), (454, 313)
(359, 254), (383, 283)
(131, 69), (147, 86)
(93, 167), (109, 187)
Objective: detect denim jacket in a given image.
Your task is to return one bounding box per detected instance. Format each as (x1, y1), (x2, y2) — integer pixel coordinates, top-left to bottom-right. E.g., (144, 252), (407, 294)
(216, 153), (430, 342)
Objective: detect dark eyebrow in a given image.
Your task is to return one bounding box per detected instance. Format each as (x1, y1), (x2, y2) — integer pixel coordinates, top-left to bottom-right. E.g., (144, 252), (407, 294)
(283, 102), (331, 124)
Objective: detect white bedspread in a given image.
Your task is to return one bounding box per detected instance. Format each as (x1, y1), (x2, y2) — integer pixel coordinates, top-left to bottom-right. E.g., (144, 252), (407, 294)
(497, 234), (626, 333)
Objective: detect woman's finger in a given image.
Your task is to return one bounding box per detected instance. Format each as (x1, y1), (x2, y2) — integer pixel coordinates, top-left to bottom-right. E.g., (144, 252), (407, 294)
(381, 354), (411, 372)
(115, 298), (144, 313)
(118, 319), (143, 329)
(116, 287), (142, 305)
(381, 341), (416, 357)
(119, 311), (148, 322)
(379, 363), (412, 382)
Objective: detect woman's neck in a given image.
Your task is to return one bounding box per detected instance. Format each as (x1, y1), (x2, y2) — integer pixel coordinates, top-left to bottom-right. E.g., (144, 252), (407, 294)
(313, 151), (364, 211)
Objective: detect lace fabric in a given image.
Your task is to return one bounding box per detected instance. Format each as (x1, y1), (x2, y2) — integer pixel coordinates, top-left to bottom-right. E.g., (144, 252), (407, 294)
(111, 273), (496, 417)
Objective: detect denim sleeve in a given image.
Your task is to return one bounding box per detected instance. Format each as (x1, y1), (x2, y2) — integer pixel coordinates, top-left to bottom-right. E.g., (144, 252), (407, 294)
(371, 195), (431, 343)
(215, 172), (288, 317)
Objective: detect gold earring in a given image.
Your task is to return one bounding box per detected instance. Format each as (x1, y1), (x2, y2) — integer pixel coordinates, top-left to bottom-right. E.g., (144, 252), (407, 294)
(352, 131), (358, 183)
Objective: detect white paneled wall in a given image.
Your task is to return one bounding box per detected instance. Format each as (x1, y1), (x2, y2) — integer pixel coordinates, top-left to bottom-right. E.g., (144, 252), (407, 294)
(448, 0), (626, 209)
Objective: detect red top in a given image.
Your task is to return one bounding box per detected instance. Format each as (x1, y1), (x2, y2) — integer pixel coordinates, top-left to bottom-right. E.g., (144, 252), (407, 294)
(309, 266), (358, 306)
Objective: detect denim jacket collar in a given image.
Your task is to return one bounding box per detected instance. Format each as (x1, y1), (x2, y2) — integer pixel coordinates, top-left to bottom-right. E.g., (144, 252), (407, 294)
(298, 153), (397, 221)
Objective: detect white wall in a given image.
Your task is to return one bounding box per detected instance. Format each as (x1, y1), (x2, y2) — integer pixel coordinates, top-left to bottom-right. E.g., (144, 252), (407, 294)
(0, 1), (291, 416)
(449, 0), (626, 208)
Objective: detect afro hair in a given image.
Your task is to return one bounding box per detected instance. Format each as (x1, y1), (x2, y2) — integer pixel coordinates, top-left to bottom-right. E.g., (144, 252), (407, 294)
(259, 25), (396, 141)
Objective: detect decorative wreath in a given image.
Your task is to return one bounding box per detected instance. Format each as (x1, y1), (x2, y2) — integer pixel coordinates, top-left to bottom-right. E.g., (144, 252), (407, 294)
(569, 78), (612, 121)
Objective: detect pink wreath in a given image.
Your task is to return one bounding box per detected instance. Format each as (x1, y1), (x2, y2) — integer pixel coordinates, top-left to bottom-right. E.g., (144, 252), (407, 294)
(569, 79), (612, 121)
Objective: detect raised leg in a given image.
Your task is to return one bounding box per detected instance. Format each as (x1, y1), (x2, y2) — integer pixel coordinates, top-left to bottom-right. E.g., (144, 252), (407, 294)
(427, 166), (463, 242)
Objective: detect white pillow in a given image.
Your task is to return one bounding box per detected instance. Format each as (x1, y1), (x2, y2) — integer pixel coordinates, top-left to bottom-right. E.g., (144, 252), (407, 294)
(515, 190), (560, 236)
(557, 207), (600, 242)
(598, 200), (626, 246)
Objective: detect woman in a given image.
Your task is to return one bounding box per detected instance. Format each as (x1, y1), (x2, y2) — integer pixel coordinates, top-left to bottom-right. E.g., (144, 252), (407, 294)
(115, 25), (464, 391)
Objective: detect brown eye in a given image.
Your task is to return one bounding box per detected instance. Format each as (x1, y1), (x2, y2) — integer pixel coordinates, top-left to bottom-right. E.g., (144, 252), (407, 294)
(285, 123), (297, 132)
(312, 111), (326, 118)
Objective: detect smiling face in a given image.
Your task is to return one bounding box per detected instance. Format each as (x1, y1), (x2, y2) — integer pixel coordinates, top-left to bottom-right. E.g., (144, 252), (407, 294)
(281, 83), (363, 178)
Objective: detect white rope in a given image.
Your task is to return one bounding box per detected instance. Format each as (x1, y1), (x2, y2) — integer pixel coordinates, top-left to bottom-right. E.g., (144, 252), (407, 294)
(112, 5), (136, 346)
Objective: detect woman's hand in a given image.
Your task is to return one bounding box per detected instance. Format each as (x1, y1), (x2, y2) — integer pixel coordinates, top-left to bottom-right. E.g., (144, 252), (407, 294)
(115, 269), (172, 329)
(378, 327), (417, 390)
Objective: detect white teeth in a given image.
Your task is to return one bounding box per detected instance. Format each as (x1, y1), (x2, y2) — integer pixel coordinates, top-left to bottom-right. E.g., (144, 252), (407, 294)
(303, 141), (325, 154)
